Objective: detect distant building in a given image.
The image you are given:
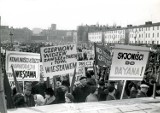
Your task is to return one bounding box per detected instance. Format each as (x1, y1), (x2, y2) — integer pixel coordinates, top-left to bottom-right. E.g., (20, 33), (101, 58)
(31, 35), (47, 43)
(12, 27), (33, 42)
(128, 21), (160, 45)
(0, 26), (10, 42)
(77, 24), (109, 42)
(88, 21), (160, 45)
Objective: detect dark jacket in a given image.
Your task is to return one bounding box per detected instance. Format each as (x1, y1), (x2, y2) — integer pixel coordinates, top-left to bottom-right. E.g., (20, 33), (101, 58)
(24, 94), (35, 107)
(72, 85), (90, 103)
(32, 82), (47, 98)
(97, 87), (107, 101)
(136, 91), (147, 98)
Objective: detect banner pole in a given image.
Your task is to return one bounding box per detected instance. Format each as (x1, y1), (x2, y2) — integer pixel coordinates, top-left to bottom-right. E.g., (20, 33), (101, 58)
(120, 80), (126, 100)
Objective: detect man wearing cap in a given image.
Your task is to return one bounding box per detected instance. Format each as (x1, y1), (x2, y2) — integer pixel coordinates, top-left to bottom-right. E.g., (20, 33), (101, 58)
(72, 76), (91, 103)
(136, 84), (149, 98)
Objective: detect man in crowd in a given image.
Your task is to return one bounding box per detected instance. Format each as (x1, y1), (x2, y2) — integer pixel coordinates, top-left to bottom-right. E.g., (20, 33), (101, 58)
(72, 76), (91, 102)
(136, 84), (149, 98)
(24, 82), (35, 107)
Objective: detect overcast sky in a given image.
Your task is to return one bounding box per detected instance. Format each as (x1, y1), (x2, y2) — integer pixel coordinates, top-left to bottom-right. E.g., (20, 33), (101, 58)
(0, 0), (160, 30)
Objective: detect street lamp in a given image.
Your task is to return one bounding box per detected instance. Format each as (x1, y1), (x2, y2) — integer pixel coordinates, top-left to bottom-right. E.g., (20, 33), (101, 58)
(9, 31), (13, 48)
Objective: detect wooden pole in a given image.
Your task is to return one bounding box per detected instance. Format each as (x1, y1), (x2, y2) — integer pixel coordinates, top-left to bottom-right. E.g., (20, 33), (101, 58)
(120, 80), (127, 100)
(11, 65), (23, 93)
(0, 16), (7, 113)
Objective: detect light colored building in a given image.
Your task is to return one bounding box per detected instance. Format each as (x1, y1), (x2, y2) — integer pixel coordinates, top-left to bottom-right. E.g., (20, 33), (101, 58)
(104, 28), (126, 44)
(88, 31), (103, 43)
(128, 22), (160, 45)
(88, 21), (160, 45)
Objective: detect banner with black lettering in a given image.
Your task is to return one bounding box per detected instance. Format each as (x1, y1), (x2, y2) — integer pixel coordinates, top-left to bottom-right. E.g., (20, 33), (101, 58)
(109, 45), (150, 80)
(6, 51), (40, 81)
(94, 43), (111, 67)
(40, 44), (77, 77)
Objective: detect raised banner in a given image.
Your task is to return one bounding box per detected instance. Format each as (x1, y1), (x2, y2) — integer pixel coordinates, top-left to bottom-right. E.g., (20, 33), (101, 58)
(41, 44), (77, 77)
(109, 45), (150, 80)
(95, 43), (111, 67)
(6, 51), (40, 81)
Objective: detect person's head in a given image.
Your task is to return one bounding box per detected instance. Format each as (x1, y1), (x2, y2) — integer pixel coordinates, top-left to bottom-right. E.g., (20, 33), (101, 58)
(45, 88), (55, 99)
(140, 84), (149, 93)
(34, 94), (44, 106)
(24, 82), (32, 96)
(108, 86), (115, 94)
(98, 81), (105, 88)
(79, 76), (87, 86)
(14, 93), (25, 108)
(90, 86), (98, 95)
(65, 93), (74, 103)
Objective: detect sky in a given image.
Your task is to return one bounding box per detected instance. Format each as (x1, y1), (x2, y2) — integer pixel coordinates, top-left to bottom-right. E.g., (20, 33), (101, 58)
(0, 0), (160, 30)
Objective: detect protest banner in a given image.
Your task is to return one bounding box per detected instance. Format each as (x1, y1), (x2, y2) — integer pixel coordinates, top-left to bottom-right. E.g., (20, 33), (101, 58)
(77, 60), (94, 68)
(109, 45), (150, 80)
(5, 51), (40, 81)
(94, 43), (111, 67)
(41, 44), (77, 77)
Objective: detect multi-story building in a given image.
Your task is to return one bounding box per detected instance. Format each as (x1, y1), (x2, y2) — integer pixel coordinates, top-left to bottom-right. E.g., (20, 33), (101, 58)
(88, 27), (126, 44)
(88, 21), (160, 45)
(0, 26), (10, 42)
(128, 21), (160, 45)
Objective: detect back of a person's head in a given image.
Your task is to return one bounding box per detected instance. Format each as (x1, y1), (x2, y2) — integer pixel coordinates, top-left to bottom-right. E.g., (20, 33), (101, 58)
(14, 93), (25, 108)
(45, 88), (55, 96)
(90, 86), (97, 94)
(108, 86), (115, 93)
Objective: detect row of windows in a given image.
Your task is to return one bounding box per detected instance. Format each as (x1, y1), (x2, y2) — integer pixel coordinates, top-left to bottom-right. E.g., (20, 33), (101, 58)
(105, 30), (125, 34)
(130, 33), (159, 38)
(130, 26), (159, 32)
(129, 41), (159, 44)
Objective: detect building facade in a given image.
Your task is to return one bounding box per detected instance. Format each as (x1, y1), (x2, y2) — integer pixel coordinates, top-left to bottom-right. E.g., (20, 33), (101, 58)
(88, 21), (160, 45)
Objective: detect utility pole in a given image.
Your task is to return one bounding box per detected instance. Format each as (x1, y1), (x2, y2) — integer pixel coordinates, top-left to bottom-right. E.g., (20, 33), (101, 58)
(0, 16), (7, 113)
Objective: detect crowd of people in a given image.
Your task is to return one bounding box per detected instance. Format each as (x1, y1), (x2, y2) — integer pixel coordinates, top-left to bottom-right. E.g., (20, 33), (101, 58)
(9, 67), (160, 109)
(2, 42), (160, 109)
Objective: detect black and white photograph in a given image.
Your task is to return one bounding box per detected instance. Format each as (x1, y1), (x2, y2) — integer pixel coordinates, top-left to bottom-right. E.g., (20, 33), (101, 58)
(0, 0), (160, 113)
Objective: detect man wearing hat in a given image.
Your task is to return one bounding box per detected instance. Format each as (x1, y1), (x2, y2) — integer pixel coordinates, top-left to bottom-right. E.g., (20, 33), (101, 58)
(72, 76), (91, 102)
(136, 84), (149, 98)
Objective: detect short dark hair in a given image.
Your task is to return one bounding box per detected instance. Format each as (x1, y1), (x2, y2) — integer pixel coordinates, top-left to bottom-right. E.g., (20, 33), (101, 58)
(108, 86), (115, 93)
(45, 88), (55, 96)
(79, 76), (87, 81)
(90, 86), (97, 94)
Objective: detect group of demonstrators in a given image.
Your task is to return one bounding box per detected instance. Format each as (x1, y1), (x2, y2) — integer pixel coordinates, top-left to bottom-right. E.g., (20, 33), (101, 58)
(8, 66), (160, 108)
(2, 42), (160, 109)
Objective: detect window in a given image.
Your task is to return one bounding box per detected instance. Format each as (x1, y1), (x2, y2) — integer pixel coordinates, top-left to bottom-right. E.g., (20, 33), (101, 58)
(153, 33), (154, 37)
(153, 26), (154, 30)
(148, 33), (150, 38)
(142, 28), (143, 31)
(148, 27), (150, 31)
(139, 28), (141, 31)
(142, 34), (143, 38)
(139, 34), (141, 38)
(146, 33), (147, 38)
(157, 26), (159, 30)
(146, 27), (147, 31)
(158, 33), (159, 37)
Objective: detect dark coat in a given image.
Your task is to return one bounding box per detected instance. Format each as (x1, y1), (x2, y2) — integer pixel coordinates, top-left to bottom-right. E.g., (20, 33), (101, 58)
(136, 91), (147, 98)
(72, 85), (90, 103)
(97, 87), (107, 101)
(32, 82), (47, 97)
(24, 94), (35, 107)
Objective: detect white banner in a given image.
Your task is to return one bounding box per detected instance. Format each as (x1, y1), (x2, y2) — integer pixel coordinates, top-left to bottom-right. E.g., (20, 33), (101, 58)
(109, 45), (150, 80)
(77, 60), (94, 68)
(6, 51), (40, 81)
(41, 44), (77, 77)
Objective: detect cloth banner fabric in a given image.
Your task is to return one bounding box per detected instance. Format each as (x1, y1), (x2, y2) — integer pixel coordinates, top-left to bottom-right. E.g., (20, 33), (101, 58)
(94, 43), (111, 67)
